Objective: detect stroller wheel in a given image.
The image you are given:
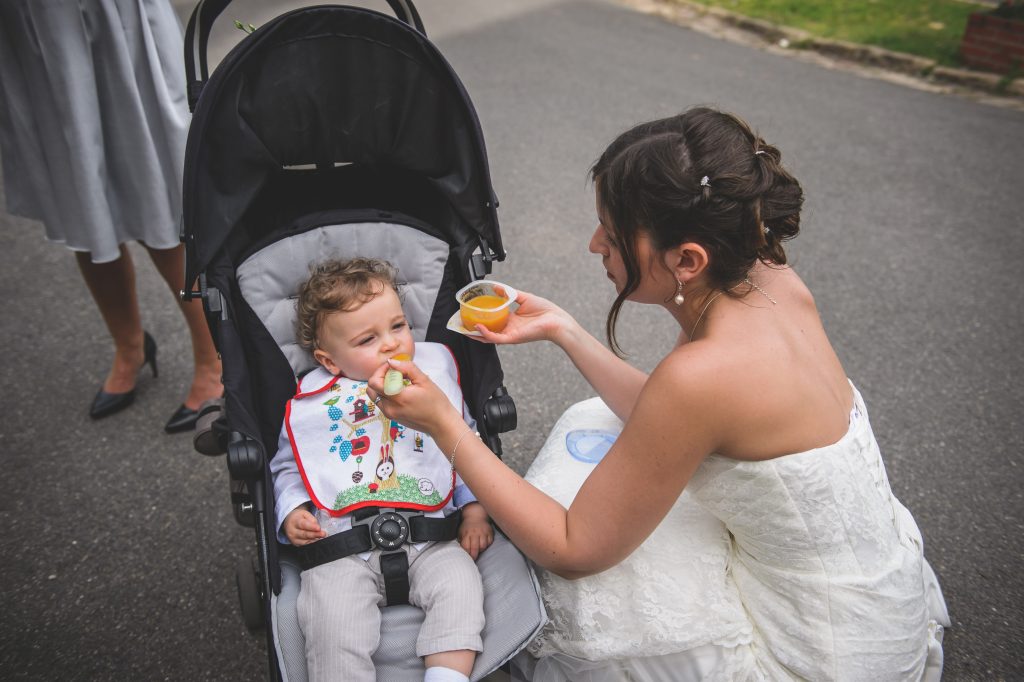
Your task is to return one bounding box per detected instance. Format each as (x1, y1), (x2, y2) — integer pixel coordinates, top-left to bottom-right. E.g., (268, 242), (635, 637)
(235, 557), (264, 632)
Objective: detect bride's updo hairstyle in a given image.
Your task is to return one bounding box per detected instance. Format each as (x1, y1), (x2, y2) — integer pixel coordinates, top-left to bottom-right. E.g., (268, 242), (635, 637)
(591, 106), (803, 354)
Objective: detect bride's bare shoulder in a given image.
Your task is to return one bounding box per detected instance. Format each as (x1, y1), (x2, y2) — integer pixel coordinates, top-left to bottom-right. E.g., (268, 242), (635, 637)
(654, 339), (747, 403)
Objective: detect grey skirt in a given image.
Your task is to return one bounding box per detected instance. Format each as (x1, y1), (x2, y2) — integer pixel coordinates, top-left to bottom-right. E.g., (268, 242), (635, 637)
(0, 0), (189, 263)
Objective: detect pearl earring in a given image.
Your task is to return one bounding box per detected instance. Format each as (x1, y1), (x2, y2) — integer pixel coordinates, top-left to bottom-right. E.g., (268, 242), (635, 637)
(673, 279), (685, 306)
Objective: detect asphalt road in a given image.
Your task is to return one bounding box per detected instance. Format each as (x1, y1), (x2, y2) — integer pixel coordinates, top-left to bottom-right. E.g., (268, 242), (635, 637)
(2, 1), (1022, 679)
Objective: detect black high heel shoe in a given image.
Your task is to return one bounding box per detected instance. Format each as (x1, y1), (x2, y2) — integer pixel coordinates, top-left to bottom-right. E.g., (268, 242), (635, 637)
(164, 403), (200, 434)
(164, 389), (224, 434)
(89, 331), (158, 420)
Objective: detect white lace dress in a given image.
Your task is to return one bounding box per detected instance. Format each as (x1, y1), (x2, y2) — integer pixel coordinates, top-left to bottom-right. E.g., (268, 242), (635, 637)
(514, 386), (948, 681)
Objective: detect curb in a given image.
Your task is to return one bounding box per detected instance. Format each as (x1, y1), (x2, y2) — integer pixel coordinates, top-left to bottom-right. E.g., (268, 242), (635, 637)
(628, 0), (1024, 100)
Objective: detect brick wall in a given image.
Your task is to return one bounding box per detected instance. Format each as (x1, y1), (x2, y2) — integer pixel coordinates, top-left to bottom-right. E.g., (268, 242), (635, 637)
(960, 12), (1024, 74)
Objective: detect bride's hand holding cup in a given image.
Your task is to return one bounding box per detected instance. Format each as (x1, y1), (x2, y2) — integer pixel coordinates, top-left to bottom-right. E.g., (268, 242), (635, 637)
(471, 289), (577, 347)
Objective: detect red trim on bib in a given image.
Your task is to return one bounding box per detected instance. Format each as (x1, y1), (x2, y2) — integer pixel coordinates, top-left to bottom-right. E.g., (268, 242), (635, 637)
(440, 344), (472, 423)
(286, 399), (456, 516)
(441, 343), (462, 387)
(286, 349), (463, 517)
(293, 371), (341, 399)
(284, 397), (331, 513)
(314, 476), (456, 517)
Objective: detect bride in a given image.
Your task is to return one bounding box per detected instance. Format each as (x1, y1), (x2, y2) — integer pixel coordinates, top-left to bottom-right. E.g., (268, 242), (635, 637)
(369, 106), (949, 681)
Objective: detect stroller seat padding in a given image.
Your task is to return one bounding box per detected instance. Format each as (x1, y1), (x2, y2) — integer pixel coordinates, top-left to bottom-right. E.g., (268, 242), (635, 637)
(238, 218), (546, 678)
(237, 219), (449, 377)
(272, 531), (545, 682)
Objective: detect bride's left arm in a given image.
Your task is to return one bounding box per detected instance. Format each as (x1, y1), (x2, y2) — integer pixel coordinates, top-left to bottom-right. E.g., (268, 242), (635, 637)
(370, 354), (725, 578)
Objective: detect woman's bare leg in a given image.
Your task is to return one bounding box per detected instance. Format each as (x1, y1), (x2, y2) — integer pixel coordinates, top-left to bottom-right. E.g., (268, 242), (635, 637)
(144, 243), (222, 410)
(75, 246), (146, 394)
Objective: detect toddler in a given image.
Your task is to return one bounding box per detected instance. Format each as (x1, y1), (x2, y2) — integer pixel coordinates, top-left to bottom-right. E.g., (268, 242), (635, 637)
(271, 258), (492, 682)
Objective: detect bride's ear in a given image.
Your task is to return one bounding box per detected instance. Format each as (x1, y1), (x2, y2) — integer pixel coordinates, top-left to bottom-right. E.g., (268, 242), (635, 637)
(663, 242), (710, 282)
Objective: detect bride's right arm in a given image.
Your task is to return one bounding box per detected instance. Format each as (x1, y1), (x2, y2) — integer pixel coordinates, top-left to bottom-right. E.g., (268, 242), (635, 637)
(369, 351), (724, 579)
(474, 290), (648, 421)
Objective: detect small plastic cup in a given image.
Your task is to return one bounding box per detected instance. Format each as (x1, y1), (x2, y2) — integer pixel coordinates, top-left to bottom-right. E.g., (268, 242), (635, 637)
(456, 280), (517, 332)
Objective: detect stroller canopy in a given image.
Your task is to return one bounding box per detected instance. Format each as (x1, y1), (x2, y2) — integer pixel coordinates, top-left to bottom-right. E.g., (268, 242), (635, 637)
(182, 5), (503, 284)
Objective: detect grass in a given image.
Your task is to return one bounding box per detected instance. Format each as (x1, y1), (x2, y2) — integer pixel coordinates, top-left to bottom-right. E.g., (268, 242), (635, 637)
(333, 473), (443, 510)
(684, 0), (983, 66)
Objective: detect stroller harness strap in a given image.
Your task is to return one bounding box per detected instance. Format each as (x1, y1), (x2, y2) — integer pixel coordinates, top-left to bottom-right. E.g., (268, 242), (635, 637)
(380, 551), (410, 606)
(294, 508), (462, 607)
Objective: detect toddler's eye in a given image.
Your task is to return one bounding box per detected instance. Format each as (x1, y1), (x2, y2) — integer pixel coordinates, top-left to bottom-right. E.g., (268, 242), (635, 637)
(392, 321), (407, 331)
(358, 336), (374, 346)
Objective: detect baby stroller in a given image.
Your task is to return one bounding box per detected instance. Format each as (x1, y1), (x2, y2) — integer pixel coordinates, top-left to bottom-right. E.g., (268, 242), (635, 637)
(179, 1), (546, 679)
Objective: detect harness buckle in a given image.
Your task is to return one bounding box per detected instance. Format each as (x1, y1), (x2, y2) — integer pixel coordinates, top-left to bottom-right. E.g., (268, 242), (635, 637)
(369, 511), (410, 550)
(295, 507), (460, 575)
(351, 507), (419, 550)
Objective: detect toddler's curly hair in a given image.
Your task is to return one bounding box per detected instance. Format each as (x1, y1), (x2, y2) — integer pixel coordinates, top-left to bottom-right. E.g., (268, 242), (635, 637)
(295, 258), (401, 351)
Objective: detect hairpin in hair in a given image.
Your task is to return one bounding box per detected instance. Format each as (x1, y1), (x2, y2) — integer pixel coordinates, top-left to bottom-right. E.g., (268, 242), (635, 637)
(754, 150), (767, 156)
(700, 176), (710, 187)
(763, 225), (771, 235)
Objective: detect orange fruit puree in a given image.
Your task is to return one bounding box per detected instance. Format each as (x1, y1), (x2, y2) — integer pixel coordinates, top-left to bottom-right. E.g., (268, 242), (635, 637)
(466, 295), (506, 309)
(460, 294), (511, 332)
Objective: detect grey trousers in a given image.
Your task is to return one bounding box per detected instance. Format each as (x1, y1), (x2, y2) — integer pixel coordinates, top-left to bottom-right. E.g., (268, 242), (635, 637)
(297, 540), (485, 682)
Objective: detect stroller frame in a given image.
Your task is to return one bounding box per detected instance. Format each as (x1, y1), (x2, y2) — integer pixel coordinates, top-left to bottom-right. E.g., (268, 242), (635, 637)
(180, 2), (541, 680)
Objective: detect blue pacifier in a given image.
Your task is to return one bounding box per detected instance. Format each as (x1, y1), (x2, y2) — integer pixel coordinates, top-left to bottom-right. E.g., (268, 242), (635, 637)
(566, 429), (618, 463)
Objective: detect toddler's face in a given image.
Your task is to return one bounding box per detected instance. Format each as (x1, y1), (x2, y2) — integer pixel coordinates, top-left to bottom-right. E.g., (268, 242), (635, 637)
(313, 286), (415, 380)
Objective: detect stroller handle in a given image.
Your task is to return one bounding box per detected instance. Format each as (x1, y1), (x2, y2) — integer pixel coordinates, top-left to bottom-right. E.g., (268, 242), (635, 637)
(184, 0), (427, 111)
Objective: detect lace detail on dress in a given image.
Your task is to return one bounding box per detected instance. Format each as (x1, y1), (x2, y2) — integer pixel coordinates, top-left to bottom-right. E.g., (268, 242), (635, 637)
(523, 399), (753, 662)
(687, 384), (946, 681)
(527, 487), (754, 660)
(519, 389), (947, 681)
